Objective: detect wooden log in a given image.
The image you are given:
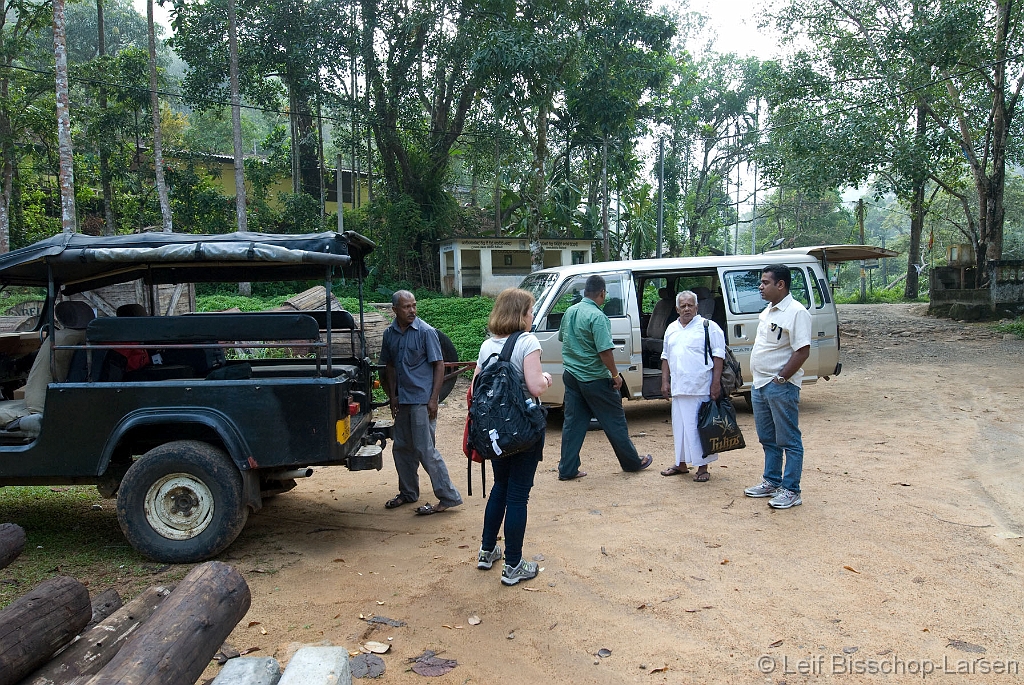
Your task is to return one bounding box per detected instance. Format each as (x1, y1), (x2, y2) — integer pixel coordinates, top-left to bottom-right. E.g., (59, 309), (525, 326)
(84, 562), (250, 685)
(0, 523), (26, 570)
(18, 585), (172, 685)
(86, 589), (122, 631)
(0, 576), (92, 685)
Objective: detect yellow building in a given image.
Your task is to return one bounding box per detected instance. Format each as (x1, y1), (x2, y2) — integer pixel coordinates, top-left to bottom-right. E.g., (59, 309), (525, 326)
(182, 153), (370, 213)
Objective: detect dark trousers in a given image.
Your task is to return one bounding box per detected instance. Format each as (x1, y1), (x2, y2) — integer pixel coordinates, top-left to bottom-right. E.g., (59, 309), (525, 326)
(558, 371), (643, 478)
(481, 435), (543, 568)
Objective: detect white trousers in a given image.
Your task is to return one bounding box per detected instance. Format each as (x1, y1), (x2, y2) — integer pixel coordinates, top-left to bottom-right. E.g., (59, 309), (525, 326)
(672, 395), (719, 468)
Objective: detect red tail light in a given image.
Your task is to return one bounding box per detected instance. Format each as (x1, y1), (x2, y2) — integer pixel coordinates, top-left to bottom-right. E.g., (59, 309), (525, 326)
(348, 399), (360, 415)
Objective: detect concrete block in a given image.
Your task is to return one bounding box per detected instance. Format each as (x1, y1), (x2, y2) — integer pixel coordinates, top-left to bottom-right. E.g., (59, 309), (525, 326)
(211, 656), (282, 685)
(278, 646), (351, 685)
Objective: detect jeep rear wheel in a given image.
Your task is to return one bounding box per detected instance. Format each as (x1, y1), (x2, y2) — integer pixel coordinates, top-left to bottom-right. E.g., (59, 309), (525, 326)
(116, 440), (248, 563)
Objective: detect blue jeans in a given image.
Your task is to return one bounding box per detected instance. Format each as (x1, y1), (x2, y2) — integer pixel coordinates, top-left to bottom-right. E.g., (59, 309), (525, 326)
(558, 371), (643, 479)
(751, 382), (803, 493)
(481, 434), (543, 568)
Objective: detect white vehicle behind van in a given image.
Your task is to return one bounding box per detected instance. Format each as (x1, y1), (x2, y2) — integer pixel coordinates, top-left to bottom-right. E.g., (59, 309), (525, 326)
(517, 245), (895, 405)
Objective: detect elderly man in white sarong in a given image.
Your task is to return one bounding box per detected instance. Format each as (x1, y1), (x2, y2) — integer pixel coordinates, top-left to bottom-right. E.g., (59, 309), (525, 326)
(659, 290), (725, 482)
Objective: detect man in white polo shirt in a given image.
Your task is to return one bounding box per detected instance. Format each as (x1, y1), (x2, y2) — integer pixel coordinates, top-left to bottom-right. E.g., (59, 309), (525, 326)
(743, 264), (812, 509)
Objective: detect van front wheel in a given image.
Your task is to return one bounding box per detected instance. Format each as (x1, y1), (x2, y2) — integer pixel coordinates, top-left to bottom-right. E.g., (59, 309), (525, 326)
(116, 440), (248, 563)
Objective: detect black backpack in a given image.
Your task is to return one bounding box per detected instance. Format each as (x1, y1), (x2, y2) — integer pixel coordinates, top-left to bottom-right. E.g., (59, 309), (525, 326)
(704, 319), (744, 396)
(468, 331), (548, 460)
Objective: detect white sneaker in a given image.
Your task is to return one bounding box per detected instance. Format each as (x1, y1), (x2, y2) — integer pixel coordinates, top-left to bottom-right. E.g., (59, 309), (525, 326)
(744, 479), (779, 498)
(477, 545), (503, 570)
(501, 559), (539, 586)
(768, 488), (802, 509)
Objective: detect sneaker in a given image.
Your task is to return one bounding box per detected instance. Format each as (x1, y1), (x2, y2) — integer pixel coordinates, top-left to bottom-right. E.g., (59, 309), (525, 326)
(477, 545), (503, 570)
(744, 479), (780, 498)
(768, 488), (802, 509)
(501, 559), (539, 586)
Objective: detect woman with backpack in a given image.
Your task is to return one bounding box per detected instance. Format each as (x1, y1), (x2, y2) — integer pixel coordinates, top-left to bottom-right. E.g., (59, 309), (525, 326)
(473, 288), (553, 586)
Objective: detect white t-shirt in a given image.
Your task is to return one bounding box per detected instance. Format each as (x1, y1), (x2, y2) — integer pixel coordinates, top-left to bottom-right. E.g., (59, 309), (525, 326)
(750, 294), (812, 388)
(661, 315), (725, 397)
(476, 332), (542, 400)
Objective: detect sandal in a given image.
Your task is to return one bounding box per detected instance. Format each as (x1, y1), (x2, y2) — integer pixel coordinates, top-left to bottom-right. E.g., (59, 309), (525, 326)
(414, 503), (450, 515)
(693, 470), (710, 482)
(661, 465), (689, 476)
(384, 494), (413, 509)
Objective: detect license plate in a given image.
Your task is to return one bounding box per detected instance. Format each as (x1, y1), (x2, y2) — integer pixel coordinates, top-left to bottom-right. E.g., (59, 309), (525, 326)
(336, 416), (351, 444)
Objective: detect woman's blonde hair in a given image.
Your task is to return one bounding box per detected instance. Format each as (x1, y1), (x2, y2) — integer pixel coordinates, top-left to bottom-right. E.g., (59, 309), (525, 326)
(488, 288), (535, 337)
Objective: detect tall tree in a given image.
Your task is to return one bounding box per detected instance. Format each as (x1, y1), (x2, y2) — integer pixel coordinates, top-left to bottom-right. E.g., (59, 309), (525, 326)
(1, 0), (54, 251)
(227, 0), (246, 232)
(54, 0), (76, 233)
(147, 0), (171, 231)
(96, 0), (114, 234)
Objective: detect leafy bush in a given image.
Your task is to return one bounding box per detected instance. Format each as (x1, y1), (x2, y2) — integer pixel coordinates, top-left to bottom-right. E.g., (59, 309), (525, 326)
(416, 296), (494, 362)
(834, 288), (928, 304)
(994, 319), (1024, 339)
(196, 294), (292, 312)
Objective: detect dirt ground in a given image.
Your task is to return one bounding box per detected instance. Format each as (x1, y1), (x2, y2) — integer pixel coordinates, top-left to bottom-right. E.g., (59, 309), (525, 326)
(205, 304), (1024, 684)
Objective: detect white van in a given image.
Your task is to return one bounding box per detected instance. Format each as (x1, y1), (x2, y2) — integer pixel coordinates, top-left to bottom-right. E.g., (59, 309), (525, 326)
(517, 245), (894, 405)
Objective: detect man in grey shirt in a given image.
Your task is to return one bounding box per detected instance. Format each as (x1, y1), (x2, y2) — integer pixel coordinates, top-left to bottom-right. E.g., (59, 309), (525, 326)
(379, 290), (462, 514)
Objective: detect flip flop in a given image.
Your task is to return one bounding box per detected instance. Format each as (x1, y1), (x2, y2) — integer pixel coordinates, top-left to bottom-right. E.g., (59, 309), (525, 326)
(558, 471), (587, 481)
(661, 465), (689, 476)
(638, 454), (654, 471)
(414, 503), (450, 515)
(693, 471), (710, 482)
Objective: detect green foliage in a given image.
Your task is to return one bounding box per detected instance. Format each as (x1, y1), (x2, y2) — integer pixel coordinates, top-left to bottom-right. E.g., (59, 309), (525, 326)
(834, 288), (927, 304)
(994, 318), (1024, 338)
(196, 294), (292, 312)
(415, 297), (494, 362)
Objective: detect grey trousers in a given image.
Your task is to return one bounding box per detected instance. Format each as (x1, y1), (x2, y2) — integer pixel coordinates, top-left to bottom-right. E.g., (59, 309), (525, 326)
(392, 404), (462, 508)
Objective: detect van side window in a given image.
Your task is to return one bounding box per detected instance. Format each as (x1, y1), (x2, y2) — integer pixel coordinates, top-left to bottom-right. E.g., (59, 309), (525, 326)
(542, 273), (627, 331)
(790, 269), (811, 309)
(723, 268), (811, 314)
(809, 273), (828, 309)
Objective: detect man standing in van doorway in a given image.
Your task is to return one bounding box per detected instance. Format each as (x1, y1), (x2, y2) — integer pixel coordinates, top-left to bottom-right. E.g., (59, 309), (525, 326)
(557, 275), (654, 480)
(744, 264), (811, 509)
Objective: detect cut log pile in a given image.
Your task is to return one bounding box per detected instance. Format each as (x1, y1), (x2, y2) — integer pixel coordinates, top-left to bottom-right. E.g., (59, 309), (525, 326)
(0, 523), (252, 685)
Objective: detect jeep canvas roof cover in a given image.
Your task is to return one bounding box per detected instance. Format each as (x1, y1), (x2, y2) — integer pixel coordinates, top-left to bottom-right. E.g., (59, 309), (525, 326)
(0, 231), (374, 292)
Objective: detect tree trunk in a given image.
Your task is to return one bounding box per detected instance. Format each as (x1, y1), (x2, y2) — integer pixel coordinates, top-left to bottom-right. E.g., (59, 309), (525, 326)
(0, 576), (91, 685)
(20, 585), (172, 685)
(528, 100), (549, 271)
(54, 0), (77, 234)
(86, 588), (122, 630)
(84, 562), (250, 685)
(227, 0), (246, 232)
(97, 0), (115, 235)
(905, 102), (926, 299)
(0, 522), (25, 570)
(147, 0), (172, 232)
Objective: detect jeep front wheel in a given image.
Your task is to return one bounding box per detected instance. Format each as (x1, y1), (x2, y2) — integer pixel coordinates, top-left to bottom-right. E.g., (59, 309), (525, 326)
(116, 440), (248, 563)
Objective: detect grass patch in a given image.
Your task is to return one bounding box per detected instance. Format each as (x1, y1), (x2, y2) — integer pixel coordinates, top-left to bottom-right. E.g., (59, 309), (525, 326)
(0, 486), (191, 610)
(416, 297), (494, 362)
(994, 319), (1024, 338)
(834, 288), (929, 304)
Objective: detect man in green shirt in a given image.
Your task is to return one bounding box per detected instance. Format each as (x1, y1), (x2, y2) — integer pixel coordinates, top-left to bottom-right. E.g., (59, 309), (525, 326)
(557, 275), (654, 480)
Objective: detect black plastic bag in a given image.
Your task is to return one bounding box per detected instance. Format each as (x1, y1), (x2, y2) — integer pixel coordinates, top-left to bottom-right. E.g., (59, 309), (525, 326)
(697, 397), (745, 457)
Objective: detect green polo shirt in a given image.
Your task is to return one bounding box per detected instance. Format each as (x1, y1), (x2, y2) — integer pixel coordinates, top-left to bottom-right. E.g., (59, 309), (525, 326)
(558, 297), (615, 381)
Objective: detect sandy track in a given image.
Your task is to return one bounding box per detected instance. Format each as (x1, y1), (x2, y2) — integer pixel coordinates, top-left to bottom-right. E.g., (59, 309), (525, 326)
(206, 304), (1024, 684)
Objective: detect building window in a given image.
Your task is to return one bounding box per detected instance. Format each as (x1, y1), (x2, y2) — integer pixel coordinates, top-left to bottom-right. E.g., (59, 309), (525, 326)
(572, 250), (587, 265)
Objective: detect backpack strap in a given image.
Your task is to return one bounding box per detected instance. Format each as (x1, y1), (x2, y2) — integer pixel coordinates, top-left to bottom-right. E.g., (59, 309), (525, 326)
(500, 330), (525, 362)
(703, 319), (711, 366)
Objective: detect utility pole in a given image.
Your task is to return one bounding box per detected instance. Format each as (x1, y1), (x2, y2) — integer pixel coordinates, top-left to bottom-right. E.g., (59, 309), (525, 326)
(337, 154), (345, 233)
(751, 99), (759, 254)
(656, 137), (664, 258)
(602, 137), (609, 259)
(734, 123), (740, 255)
(858, 198), (866, 302)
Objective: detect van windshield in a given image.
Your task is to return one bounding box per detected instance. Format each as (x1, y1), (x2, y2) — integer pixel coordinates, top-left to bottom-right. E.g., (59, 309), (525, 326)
(519, 273), (559, 317)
